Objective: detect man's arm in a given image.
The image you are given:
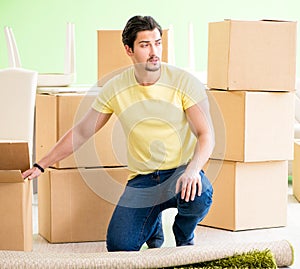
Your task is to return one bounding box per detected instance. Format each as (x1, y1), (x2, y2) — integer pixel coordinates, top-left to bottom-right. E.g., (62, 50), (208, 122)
(176, 98), (215, 201)
(22, 108), (112, 179)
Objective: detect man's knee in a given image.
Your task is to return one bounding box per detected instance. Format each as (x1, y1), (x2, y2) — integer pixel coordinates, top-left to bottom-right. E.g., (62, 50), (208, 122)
(106, 234), (141, 252)
(177, 187), (213, 217)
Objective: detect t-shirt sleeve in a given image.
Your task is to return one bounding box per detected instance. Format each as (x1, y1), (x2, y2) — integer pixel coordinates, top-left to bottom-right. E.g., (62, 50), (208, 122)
(91, 83), (114, 114)
(181, 73), (208, 110)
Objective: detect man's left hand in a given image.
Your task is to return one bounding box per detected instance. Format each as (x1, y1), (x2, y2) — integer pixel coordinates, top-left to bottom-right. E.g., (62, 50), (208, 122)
(176, 169), (202, 202)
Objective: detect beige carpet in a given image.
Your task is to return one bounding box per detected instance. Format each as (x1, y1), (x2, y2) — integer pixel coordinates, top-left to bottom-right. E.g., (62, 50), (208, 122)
(0, 235), (294, 269)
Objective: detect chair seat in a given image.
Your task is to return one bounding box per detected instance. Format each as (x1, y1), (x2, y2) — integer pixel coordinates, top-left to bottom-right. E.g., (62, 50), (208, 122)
(37, 73), (75, 87)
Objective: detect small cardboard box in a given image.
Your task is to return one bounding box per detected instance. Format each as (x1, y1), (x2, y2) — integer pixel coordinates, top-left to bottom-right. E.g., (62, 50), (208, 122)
(97, 29), (170, 85)
(202, 159), (288, 231)
(207, 20), (297, 91)
(293, 140), (300, 202)
(0, 141), (33, 251)
(35, 92), (127, 168)
(38, 166), (129, 243)
(208, 90), (294, 162)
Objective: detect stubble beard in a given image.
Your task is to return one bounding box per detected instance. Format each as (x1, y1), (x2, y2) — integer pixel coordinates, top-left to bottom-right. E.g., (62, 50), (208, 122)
(145, 57), (161, 72)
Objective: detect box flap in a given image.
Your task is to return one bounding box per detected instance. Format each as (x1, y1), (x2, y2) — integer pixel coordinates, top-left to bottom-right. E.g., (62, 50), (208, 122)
(224, 19), (295, 23)
(0, 170), (25, 183)
(261, 19), (296, 23)
(0, 141), (30, 172)
(37, 85), (99, 94)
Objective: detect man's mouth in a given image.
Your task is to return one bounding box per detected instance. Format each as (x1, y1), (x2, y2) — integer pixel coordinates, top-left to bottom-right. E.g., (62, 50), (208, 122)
(148, 57), (160, 64)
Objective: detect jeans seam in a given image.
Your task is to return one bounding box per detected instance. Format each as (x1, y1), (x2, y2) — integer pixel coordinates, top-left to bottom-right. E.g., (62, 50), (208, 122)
(138, 205), (157, 246)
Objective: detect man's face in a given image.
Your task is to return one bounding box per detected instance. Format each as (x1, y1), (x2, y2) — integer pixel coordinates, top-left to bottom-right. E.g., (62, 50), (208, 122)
(126, 28), (163, 72)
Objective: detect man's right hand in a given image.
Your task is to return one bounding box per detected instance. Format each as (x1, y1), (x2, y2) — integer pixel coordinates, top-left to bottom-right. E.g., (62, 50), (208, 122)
(22, 167), (42, 180)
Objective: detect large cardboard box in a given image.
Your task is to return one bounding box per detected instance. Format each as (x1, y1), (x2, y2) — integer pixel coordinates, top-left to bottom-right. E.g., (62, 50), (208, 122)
(207, 20), (297, 91)
(38, 167), (129, 243)
(0, 141), (32, 251)
(293, 140), (300, 202)
(208, 90), (294, 162)
(35, 92), (127, 168)
(202, 159), (288, 231)
(97, 29), (170, 85)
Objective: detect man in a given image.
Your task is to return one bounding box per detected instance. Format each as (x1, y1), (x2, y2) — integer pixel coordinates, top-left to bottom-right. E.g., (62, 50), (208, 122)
(23, 15), (214, 251)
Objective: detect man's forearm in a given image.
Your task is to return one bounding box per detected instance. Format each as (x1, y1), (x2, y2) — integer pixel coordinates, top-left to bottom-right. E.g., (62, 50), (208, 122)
(187, 133), (214, 173)
(37, 128), (84, 169)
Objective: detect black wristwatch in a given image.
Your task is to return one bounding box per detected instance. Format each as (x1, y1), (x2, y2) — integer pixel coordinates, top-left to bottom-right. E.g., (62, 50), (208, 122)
(33, 163), (45, 173)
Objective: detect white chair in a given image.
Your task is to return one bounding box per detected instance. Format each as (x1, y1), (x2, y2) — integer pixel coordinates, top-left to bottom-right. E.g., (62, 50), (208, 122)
(0, 68), (38, 165)
(4, 26), (22, 68)
(4, 23), (76, 87)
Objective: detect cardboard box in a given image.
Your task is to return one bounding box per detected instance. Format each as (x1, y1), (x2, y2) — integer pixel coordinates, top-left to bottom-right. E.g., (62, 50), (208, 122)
(38, 166), (129, 243)
(293, 140), (300, 202)
(97, 29), (170, 85)
(207, 20), (297, 91)
(0, 141), (32, 251)
(201, 159), (288, 231)
(208, 90), (294, 162)
(35, 92), (127, 168)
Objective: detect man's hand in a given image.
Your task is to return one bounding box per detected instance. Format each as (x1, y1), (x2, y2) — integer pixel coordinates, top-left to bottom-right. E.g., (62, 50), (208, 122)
(175, 169), (202, 202)
(22, 167), (42, 180)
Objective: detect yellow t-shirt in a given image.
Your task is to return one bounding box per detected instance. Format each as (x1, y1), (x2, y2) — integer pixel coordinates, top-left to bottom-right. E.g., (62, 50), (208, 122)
(92, 63), (207, 179)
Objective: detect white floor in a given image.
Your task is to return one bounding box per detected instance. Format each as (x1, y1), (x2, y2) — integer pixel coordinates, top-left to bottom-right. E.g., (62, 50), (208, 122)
(32, 184), (300, 268)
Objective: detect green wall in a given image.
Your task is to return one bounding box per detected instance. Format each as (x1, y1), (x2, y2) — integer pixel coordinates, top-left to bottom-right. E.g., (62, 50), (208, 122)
(0, 0), (299, 84)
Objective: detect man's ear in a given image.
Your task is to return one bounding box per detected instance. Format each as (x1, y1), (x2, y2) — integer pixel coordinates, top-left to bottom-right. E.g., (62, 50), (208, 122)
(124, 45), (133, 56)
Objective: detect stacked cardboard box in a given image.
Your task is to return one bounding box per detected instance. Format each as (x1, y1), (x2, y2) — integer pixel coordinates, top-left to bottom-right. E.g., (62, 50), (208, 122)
(293, 140), (300, 202)
(0, 141), (33, 251)
(35, 91), (127, 168)
(35, 89), (129, 243)
(202, 20), (296, 231)
(38, 167), (129, 243)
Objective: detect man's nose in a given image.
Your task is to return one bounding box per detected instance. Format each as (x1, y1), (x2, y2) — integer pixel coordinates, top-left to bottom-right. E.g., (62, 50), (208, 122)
(149, 44), (158, 56)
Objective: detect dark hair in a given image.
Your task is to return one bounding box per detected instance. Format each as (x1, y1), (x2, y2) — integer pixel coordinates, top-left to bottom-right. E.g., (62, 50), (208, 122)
(122, 15), (163, 51)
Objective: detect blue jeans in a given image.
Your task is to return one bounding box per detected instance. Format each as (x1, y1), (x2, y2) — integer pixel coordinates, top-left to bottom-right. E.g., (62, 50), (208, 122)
(106, 165), (213, 251)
